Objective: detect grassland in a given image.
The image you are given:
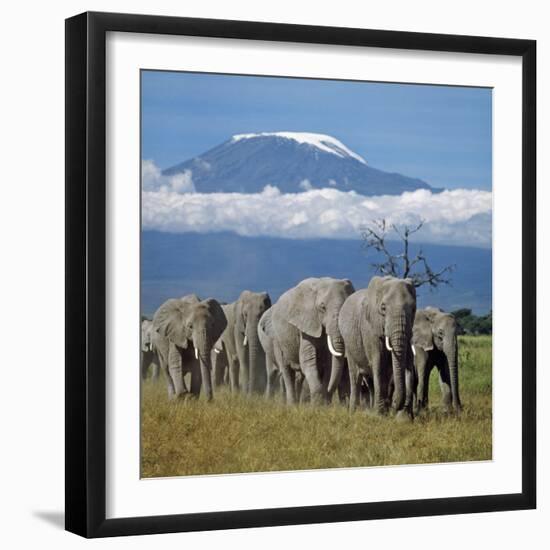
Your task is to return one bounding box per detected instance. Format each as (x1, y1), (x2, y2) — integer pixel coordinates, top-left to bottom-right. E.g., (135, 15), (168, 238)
(141, 335), (492, 478)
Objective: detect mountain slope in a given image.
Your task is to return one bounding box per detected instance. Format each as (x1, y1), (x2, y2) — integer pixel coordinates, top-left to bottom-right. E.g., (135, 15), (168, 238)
(162, 132), (438, 195)
(141, 231), (491, 316)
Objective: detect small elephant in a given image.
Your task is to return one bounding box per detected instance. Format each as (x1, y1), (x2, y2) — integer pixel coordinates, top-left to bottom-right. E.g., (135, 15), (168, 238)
(234, 291), (272, 395)
(338, 276), (417, 420)
(412, 307), (462, 414)
(211, 302), (240, 393)
(271, 277), (355, 405)
(141, 319), (160, 381)
(258, 307), (284, 399)
(152, 294), (227, 401)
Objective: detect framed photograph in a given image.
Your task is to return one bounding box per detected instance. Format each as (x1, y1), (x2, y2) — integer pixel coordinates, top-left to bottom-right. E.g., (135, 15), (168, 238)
(65, 11), (536, 538)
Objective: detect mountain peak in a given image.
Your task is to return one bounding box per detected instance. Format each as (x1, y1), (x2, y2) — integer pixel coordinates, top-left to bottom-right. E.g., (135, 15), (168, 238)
(162, 132), (437, 196)
(231, 132), (367, 165)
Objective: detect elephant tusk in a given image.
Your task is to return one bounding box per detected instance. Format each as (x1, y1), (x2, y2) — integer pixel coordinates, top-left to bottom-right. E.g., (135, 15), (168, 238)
(243, 335), (248, 346)
(327, 335), (343, 357)
(213, 348), (221, 354)
(194, 347), (199, 360)
(385, 336), (393, 352)
(411, 344), (416, 357)
(424, 345), (434, 351)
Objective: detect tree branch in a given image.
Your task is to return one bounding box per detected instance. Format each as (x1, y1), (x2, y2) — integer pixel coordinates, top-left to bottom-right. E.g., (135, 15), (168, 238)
(359, 218), (454, 289)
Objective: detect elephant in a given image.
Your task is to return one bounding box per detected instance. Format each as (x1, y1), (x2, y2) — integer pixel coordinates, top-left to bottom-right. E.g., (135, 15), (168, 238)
(234, 291), (272, 395)
(258, 307), (293, 399)
(412, 307), (462, 414)
(338, 276), (417, 420)
(258, 307), (279, 399)
(141, 319), (160, 381)
(271, 277), (355, 405)
(211, 302), (240, 393)
(151, 294), (227, 401)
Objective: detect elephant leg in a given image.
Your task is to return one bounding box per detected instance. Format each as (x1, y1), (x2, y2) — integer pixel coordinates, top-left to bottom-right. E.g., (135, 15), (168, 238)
(228, 356), (240, 394)
(371, 351), (389, 415)
(299, 376), (311, 404)
(168, 343), (188, 398)
(404, 368), (415, 417)
(415, 351), (432, 412)
(358, 376), (369, 409)
(190, 359), (202, 398)
(236, 339), (249, 395)
(157, 348), (174, 398)
(141, 352), (148, 380)
(212, 350), (226, 389)
(348, 360), (361, 413)
(151, 356), (160, 381)
(299, 335), (325, 405)
(265, 356), (278, 399)
(280, 364), (297, 405)
(338, 370), (350, 405)
(164, 366), (175, 398)
(437, 363), (453, 412)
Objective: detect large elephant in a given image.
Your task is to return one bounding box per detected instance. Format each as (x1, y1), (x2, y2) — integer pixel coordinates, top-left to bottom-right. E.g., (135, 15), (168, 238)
(141, 319), (160, 381)
(211, 302), (240, 393)
(234, 291), (272, 395)
(412, 307), (462, 414)
(152, 294), (227, 401)
(271, 277), (355, 405)
(338, 276), (416, 420)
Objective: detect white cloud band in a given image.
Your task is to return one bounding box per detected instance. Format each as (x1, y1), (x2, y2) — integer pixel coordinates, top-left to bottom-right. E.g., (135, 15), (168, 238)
(142, 183), (492, 248)
(142, 159), (196, 193)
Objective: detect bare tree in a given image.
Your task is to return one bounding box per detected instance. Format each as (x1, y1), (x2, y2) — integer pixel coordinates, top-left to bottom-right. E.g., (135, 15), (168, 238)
(359, 219), (455, 289)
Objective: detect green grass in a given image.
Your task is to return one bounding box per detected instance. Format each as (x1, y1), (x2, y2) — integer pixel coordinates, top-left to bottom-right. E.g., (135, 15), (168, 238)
(141, 335), (492, 478)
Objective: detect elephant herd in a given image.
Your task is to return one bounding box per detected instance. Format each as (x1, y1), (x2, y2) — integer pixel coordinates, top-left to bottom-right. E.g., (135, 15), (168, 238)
(141, 276), (462, 421)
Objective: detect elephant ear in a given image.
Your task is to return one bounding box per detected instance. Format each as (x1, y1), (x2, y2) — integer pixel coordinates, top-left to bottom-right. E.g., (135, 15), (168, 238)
(203, 298), (228, 341)
(180, 293), (201, 305)
(260, 291), (272, 309)
(258, 308), (273, 338)
(341, 278), (355, 295)
(362, 294), (383, 335)
(412, 310), (434, 348)
(285, 280), (322, 338)
(152, 299), (189, 348)
(403, 277), (417, 299)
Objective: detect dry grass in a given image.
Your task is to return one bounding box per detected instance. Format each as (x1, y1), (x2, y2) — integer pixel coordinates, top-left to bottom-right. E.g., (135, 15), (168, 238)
(141, 335), (492, 477)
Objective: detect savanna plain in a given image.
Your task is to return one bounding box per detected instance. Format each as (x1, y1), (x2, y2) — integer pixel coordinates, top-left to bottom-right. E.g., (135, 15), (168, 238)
(141, 335), (491, 478)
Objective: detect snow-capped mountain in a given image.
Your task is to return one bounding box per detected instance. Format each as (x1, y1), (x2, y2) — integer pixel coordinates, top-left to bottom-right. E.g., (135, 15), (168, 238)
(162, 132), (438, 195)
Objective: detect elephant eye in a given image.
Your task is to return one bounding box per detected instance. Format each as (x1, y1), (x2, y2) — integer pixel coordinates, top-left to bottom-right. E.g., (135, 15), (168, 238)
(380, 303), (386, 314)
(318, 302), (326, 312)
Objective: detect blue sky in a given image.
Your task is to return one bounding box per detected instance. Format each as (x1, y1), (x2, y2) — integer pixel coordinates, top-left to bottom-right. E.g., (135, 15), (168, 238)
(142, 70), (492, 191)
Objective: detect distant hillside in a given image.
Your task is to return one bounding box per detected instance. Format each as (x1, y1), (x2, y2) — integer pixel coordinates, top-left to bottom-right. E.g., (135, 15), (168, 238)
(141, 231), (491, 316)
(162, 132), (439, 195)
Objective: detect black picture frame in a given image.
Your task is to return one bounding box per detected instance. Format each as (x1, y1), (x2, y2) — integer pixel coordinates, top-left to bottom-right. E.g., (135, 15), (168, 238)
(65, 11), (536, 538)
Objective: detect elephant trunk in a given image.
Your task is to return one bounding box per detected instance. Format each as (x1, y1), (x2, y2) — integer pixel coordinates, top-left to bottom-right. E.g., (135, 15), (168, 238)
(326, 316), (345, 356)
(326, 316), (345, 395)
(445, 338), (461, 413)
(247, 321), (266, 395)
(327, 355), (345, 396)
(387, 313), (410, 414)
(212, 347), (225, 388)
(194, 330), (214, 401)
